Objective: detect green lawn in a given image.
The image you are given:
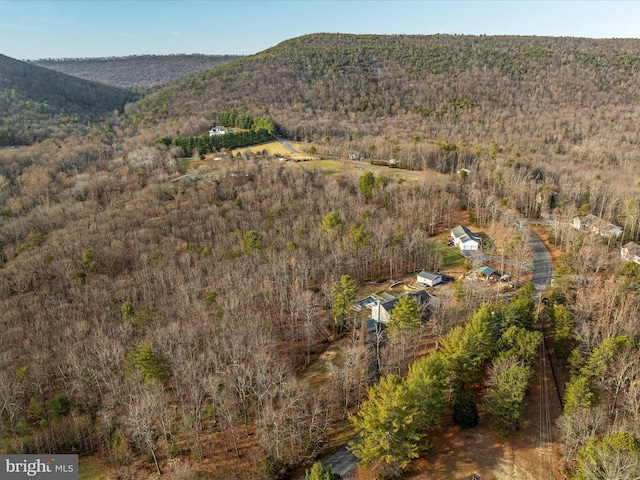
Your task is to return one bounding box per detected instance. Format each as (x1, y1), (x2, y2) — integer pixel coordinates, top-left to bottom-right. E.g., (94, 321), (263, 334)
(78, 458), (108, 480)
(290, 159), (349, 175)
(440, 245), (466, 269)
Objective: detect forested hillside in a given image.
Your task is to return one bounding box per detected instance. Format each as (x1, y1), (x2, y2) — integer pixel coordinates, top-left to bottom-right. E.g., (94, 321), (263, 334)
(130, 33), (640, 144)
(0, 55), (134, 146)
(129, 33), (640, 236)
(0, 139), (454, 478)
(33, 54), (243, 89)
(1, 33), (640, 479)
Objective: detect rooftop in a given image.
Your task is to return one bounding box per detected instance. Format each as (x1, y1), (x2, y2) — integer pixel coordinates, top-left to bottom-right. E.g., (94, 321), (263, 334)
(476, 266), (495, 276)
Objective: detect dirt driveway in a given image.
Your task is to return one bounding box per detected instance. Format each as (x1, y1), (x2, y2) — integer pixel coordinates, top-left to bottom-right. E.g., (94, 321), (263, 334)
(405, 337), (565, 480)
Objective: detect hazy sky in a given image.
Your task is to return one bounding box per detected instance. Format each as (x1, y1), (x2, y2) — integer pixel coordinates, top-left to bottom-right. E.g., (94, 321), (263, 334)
(2, 0), (640, 60)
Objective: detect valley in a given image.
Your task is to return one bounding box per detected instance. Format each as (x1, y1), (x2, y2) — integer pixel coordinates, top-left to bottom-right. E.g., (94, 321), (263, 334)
(1, 33), (640, 480)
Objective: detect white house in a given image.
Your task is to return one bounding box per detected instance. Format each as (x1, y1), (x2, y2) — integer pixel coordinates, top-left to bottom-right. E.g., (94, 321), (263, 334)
(573, 214), (623, 239)
(417, 270), (443, 287)
(371, 290), (431, 323)
(451, 225), (480, 252)
(621, 241), (640, 264)
(209, 126), (229, 136)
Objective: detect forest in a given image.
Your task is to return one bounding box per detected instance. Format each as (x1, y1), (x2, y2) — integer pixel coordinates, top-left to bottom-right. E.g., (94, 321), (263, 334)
(1, 33), (640, 479)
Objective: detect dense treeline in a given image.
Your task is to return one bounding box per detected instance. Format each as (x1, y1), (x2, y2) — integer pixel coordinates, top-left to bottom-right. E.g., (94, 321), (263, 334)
(549, 254), (640, 476)
(350, 287), (541, 475)
(168, 113), (277, 154)
(171, 128), (274, 155)
(33, 54), (243, 89)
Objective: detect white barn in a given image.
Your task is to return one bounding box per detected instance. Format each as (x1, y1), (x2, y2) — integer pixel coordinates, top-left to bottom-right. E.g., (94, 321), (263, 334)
(417, 270), (443, 287)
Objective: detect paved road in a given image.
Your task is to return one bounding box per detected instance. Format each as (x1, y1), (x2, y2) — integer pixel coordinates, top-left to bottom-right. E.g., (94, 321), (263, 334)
(323, 440), (359, 478)
(276, 137), (297, 153)
(499, 209), (553, 294)
(522, 227), (553, 297)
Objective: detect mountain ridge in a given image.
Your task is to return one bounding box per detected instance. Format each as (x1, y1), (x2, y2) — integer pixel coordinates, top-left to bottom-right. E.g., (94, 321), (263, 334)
(0, 54), (134, 145)
(32, 53), (243, 89)
(127, 33), (640, 146)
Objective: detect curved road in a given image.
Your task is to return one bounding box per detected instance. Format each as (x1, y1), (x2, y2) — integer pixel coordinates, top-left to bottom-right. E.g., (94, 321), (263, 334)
(276, 137), (298, 153)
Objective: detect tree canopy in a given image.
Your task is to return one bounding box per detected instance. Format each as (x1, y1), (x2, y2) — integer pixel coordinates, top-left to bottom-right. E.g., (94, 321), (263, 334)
(349, 374), (423, 468)
(387, 295), (422, 341)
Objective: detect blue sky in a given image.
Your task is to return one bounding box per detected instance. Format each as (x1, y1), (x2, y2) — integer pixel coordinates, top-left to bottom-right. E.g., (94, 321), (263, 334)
(2, 1), (640, 59)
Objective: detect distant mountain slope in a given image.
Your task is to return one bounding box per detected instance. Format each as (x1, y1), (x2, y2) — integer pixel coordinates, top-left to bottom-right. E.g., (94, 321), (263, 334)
(0, 54), (134, 145)
(33, 54), (243, 89)
(128, 34), (640, 150)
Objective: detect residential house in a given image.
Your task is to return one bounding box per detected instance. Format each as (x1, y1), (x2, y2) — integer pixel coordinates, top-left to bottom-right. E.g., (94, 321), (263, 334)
(621, 241), (640, 264)
(451, 225), (480, 252)
(371, 290), (431, 323)
(417, 270), (443, 287)
(572, 214), (623, 239)
(209, 126), (229, 136)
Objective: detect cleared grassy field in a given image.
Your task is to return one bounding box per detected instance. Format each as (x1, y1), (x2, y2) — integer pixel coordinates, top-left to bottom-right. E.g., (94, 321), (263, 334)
(290, 159), (423, 181)
(289, 141), (309, 152)
(79, 458), (108, 480)
(231, 140), (313, 161)
(289, 159), (351, 175)
(205, 140), (437, 182)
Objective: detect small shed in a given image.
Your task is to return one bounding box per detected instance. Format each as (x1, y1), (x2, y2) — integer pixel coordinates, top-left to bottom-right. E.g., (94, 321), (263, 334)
(476, 266), (499, 283)
(475, 266), (495, 276)
(417, 270), (443, 287)
(476, 265), (495, 277)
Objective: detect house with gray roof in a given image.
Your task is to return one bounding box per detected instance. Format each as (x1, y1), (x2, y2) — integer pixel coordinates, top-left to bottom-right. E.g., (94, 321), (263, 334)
(451, 225), (480, 252)
(371, 290), (431, 323)
(572, 214), (622, 239)
(417, 270), (443, 287)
